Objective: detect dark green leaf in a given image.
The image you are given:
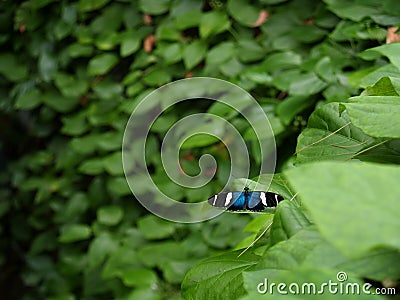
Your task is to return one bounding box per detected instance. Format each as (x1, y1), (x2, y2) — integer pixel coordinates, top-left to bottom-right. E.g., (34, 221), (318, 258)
(276, 96), (315, 125)
(78, 0), (111, 12)
(183, 40), (207, 69)
(139, 0), (171, 15)
(78, 158), (104, 175)
(199, 11), (230, 38)
(107, 177), (131, 196)
(39, 50), (58, 81)
(120, 32), (141, 57)
(41, 92), (80, 113)
(174, 10), (202, 30)
(359, 40), (400, 71)
(0, 53), (28, 81)
(237, 40), (265, 63)
(15, 88), (42, 110)
(325, 0), (381, 21)
(59, 224), (91, 243)
(206, 42), (235, 66)
(97, 205), (124, 226)
(88, 53), (119, 75)
(227, 0), (260, 27)
(363, 76), (399, 96)
(289, 72), (327, 96)
(120, 268), (158, 287)
(263, 51), (302, 72)
(137, 242), (184, 267)
(93, 79), (123, 100)
(55, 73), (88, 98)
(137, 215), (176, 240)
(142, 69), (172, 86)
(87, 233), (118, 268)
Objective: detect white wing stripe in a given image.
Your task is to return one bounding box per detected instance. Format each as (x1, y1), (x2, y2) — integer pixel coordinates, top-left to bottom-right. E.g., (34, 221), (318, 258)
(224, 192), (233, 206)
(274, 194), (279, 206)
(260, 192), (268, 206)
(213, 195), (217, 206)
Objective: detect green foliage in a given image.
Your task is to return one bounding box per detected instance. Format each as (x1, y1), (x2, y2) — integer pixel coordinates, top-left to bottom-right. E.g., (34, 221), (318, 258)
(1, 0), (400, 299)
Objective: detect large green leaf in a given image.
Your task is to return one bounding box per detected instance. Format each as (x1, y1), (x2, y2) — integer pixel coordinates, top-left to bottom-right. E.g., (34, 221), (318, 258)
(258, 224), (400, 281)
(295, 102), (375, 163)
(344, 95), (400, 138)
(285, 161), (400, 257)
(268, 201), (312, 246)
(337, 249), (400, 281)
(182, 251), (260, 300)
(256, 226), (327, 269)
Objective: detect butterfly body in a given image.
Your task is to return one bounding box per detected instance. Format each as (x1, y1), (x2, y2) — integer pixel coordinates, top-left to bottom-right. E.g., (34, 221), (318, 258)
(208, 187), (283, 211)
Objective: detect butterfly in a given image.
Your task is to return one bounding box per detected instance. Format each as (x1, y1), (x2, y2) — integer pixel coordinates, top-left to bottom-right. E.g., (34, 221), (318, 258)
(208, 187), (284, 211)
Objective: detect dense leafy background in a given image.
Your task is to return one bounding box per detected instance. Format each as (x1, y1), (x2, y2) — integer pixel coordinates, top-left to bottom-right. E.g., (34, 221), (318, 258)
(1, 0), (400, 299)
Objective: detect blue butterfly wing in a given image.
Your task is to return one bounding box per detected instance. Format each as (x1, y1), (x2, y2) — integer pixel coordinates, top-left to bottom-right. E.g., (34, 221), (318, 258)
(228, 192), (246, 210)
(247, 192), (265, 211)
